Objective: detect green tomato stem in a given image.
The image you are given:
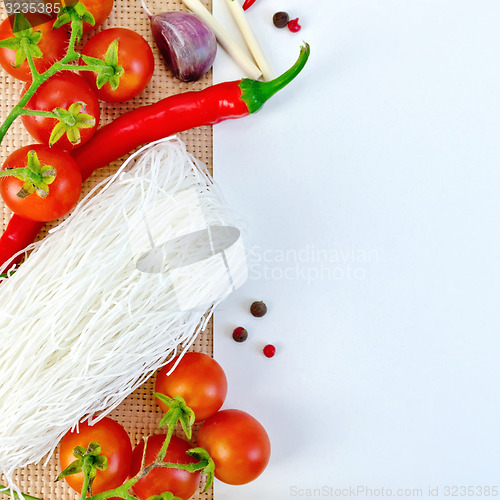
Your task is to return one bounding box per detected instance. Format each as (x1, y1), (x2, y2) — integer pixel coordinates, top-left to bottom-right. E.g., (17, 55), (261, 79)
(19, 109), (60, 119)
(65, 20), (81, 60)
(20, 37), (39, 78)
(80, 466), (91, 500)
(0, 167), (30, 178)
(89, 421), (196, 500)
(156, 409), (179, 462)
(88, 455), (209, 500)
(72, 64), (113, 74)
(89, 479), (136, 500)
(154, 460), (207, 473)
(0, 18), (82, 147)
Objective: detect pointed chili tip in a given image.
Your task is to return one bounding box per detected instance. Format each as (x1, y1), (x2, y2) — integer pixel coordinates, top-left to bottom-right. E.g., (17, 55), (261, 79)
(239, 42), (310, 114)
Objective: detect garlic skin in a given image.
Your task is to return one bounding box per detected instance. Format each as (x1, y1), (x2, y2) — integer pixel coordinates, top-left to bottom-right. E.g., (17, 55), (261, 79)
(151, 11), (217, 82)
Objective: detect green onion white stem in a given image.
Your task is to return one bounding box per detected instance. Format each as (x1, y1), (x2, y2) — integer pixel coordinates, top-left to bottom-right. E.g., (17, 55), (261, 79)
(181, 0), (262, 79)
(225, 0), (274, 80)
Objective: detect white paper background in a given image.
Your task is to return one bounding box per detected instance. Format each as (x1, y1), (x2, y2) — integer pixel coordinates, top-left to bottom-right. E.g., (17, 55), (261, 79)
(212, 0), (500, 498)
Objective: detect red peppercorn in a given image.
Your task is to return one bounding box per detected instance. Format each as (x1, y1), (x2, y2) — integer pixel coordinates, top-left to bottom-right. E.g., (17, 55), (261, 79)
(288, 18), (302, 33)
(263, 344), (276, 358)
(232, 327), (248, 343)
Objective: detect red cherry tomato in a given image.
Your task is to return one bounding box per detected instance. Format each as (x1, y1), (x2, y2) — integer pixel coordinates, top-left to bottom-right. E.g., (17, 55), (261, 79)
(0, 14), (69, 81)
(130, 434), (201, 500)
(59, 417), (133, 495)
(80, 28), (154, 103)
(197, 409), (271, 485)
(0, 144), (82, 221)
(21, 72), (100, 150)
(155, 352), (227, 422)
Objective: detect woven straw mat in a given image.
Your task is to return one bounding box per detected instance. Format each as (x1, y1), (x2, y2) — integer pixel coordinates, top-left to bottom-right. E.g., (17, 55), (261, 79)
(0, 1), (215, 499)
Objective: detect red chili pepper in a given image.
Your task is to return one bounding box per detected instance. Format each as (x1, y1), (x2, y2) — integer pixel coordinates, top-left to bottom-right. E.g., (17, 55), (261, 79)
(0, 44), (310, 271)
(0, 217), (45, 269)
(242, 0), (257, 11)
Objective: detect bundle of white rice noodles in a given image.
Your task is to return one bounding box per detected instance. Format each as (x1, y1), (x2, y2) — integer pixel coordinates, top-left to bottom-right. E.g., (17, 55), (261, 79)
(0, 136), (247, 492)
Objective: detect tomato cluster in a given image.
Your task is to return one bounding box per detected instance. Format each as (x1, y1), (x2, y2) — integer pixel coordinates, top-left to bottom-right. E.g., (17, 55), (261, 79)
(59, 353), (271, 500)
(0, 0), (154, 221)
(155, 353), (271, 487)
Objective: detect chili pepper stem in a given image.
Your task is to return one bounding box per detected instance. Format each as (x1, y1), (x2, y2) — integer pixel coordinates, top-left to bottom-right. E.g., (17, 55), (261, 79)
(239, 42), (310, 114)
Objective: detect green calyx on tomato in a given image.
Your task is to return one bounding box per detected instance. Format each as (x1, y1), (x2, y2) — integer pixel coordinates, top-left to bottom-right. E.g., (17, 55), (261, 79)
(184, 447), (215, 492)
(79, 27), (154, 103)
(0, 145), (82, 221)
(81, 39), (124, 91)
(59, 417), (133, 496)
(0, 150), (56, 198)
(53, 1), (96, 41)
(156, 394), (196, 442)
(57, 441), (108, 497)
(50, 101), (97, 146)
(0, 14), (43, 69)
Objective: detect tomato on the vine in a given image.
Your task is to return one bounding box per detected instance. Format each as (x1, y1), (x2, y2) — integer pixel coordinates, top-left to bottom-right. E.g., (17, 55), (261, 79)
(59, 417), (132, 495)
(0, 144), (81, 221)
(0, 14), (69, 81)
(197, 409), (271, 485)
(21, 72), (100, 150)
(80, 27), (155, 103)
(130, 434), (201, 500)
(155, 352), (227, 422)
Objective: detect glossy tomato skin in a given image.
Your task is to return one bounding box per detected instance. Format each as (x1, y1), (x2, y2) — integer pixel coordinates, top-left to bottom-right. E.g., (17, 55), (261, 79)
(80, 28), (154, 103)
(59, 0), (114, 32)
(59, 417), (133, 494)
(155, 353), (228, 422)
(0, 14), (69, 81)
(130, 434), (201, 500)
(0, 144), (81, 221)
(21, 72), (100, 150)
(197, 409), (271, 485)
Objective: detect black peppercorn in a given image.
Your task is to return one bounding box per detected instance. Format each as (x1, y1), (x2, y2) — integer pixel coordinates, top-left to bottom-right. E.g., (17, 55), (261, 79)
(250, 301), (267, 317)
(273, 11), (290, 29)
